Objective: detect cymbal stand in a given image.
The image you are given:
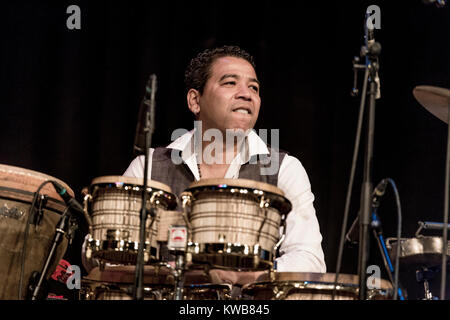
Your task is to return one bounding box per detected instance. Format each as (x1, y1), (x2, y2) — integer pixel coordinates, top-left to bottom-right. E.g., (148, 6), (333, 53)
(440, 96), (450, 299)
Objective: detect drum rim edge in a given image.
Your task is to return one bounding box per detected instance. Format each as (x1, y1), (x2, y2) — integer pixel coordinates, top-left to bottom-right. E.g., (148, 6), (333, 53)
(187, 178), (285, 197)
(90, 175), (173, 194)
(0, 163), (74, 196)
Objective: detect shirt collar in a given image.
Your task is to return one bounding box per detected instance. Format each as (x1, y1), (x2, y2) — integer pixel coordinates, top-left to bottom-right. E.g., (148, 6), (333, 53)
(166, 128), (270, 165)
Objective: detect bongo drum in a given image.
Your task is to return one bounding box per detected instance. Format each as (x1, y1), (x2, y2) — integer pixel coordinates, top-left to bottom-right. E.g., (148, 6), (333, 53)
(181, 179), (292, 270)
(84, 176), (177, 265)
(241, 272), (393, 300)
(0, 164), (72, 299)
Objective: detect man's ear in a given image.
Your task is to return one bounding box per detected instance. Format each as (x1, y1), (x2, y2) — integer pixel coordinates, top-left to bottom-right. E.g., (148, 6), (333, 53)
(187, 89), (201, 116)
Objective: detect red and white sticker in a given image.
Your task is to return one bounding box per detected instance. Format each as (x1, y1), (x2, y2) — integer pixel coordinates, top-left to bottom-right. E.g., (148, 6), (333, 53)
(51, 259), (72, 284)
(167, 225), (187, 250)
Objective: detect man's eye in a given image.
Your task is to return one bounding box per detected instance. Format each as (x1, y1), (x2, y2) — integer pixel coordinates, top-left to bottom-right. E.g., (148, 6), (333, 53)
(250, 85), (259, 92)
(223, 81), (236, 85)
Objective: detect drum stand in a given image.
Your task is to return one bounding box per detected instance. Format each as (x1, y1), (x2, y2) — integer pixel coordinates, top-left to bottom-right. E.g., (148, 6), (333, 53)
(416, 267), (439, 300)
(29, 207), (74, 300)
(173, 253), (186, 300)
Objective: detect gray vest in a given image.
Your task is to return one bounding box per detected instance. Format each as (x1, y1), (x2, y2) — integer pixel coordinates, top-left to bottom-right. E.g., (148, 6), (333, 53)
(151, 147), (287, 202)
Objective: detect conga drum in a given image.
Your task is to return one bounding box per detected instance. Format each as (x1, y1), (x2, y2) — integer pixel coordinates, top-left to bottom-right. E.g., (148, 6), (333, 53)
(242, 272), (393, 300)
(84, 176), (177, 265)
(0, 164), (72, 299)
(181, 179), (292, 270)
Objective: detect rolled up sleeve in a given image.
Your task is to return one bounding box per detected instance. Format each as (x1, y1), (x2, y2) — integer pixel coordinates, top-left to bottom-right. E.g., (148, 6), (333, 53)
(275, 155), (326, 273)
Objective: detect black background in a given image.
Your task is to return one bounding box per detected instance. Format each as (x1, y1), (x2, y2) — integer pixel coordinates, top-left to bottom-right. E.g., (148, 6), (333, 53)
(1, 0), (450, 299)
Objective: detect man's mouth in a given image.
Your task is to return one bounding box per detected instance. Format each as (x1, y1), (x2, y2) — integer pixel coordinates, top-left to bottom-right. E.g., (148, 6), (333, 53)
(232, 107), (251, 115)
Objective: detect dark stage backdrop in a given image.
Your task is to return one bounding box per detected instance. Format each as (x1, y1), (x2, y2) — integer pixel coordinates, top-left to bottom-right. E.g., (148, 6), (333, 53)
(1, 0), (450, 297)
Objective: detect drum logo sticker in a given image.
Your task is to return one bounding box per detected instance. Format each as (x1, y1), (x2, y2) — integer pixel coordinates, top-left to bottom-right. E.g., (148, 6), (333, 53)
(168, 226), (187, 250)
(51, 259), (72, 284)
(0, 204), (24, 220)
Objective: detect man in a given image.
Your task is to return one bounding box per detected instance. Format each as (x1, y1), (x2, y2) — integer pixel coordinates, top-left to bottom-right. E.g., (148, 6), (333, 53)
(124, 45), (326, 284)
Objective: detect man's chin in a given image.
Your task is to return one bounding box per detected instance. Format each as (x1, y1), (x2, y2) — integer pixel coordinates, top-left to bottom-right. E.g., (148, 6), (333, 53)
(227, 127), (252, 133)
(228, 121), (255, 132)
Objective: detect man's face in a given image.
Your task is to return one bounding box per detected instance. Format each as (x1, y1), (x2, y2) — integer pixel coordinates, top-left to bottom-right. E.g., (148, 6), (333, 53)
(197, 56), (261, 133)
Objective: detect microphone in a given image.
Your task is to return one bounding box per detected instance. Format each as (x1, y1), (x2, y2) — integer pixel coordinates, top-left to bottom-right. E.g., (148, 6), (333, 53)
(345, 179), (389, 244)
(133, 74), (157, 155)
(51, 181), (84, 214)
(372, 178), (388, 208)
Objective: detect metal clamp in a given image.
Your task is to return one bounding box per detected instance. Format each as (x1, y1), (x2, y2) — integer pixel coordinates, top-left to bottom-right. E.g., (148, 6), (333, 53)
(180, 192), (193, 241)
(83, 193), (93, 234)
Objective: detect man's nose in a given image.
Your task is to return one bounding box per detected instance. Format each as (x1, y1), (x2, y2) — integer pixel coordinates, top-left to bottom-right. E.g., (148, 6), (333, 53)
(235, 84), (252, 101)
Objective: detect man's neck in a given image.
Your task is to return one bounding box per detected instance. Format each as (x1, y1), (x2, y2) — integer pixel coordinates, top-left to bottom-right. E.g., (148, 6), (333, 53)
(195, 128), (247, 166)
(199, 139), (238, 166)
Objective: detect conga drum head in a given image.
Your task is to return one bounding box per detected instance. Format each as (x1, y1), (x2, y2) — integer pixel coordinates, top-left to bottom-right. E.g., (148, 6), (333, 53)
(85, 176), (177, 264)
(242, 272), (393, 300)
(186, 178), (292, 215)
(0, 164), (72, 299)
(183, 179), (292, 270)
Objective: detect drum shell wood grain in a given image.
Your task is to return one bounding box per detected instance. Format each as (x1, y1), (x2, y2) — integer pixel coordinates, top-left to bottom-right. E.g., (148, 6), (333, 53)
(86, 177), (177, 264)
(89, 187), (160, 247)
(183, 179), (291, 270)
(189, 192), (281, 252)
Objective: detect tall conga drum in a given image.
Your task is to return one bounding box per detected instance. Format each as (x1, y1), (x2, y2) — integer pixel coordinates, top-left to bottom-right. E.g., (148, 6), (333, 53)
(0, 164), (73, 299)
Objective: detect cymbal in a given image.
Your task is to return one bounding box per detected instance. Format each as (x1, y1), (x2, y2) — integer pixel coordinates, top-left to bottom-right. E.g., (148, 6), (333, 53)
(386, 236), (450, 271)
(413, 85), (450, 124)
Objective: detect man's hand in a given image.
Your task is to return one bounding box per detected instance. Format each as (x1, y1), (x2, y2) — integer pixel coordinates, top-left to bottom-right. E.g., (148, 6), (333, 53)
(209, 269), (268, 286)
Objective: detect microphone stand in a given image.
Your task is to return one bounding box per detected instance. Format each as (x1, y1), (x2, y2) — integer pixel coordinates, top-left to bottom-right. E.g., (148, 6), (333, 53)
(133, 74), (157, 300)
(30, 207), (71, 300)
(356, 15), (381, 300)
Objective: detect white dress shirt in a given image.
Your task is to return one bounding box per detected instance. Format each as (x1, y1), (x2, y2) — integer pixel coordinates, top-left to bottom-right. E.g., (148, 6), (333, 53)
(124, 130), (326, 273)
